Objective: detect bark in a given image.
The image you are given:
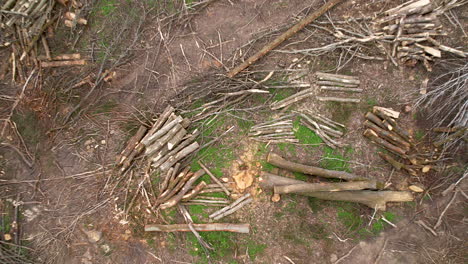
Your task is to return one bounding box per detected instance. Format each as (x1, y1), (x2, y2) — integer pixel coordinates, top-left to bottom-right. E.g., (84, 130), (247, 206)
(364, 129), (407, 156)
(198, 161), (231, 195)
(226, 0), (344, 77)
(317, 96), (361, 103)
(117, 125), (147, 165)
(160, 169), (206, 209)
(364, 120), (410, 150)
(274, 180), (382, 194)
(267, 152), (367, 181)
(159, 142), (200, 171)
(145, 223), (250, 233)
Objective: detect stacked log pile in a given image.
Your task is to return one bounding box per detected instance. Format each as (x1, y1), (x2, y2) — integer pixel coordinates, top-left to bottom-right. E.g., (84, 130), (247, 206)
(375, 0), (467, 70)
(298, 110), (345, 149)
(116, 105), (200, 173)
(249, 114), (298, 143)
(363, 106), (435, 176)
(260, 152), (413, 210)
(315, 72), (362, 103)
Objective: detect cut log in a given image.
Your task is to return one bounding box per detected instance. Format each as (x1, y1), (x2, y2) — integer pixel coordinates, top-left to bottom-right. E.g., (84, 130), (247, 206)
(160, 167), (175, 193)
(317, 80), (359, 88)
(145, 124), (184, 156)
(145, 223), (250, 233)
(160, 169), (206, 209)
(167, 127), (187, 150)
(182, 181), (207, 201)
(316, 72), (360, 85)
(364, 129), (407, 156)
(373, 110), (411, 141)
(141, 116), (183, 147)
(373, 106), (400, 119)
(259, 172), (305, 190)
(274, 180), (382, 194)
(365, 112), (388, 130)
(364, 120), (411, 150)
(117, 125), (147, 166)
(317, 96), (360, 103)
(151, 130), (200, 167)
(320, 86), (363, 93)
(226, 0), (344, 77)
(267, 152), (367, 181)
(159, 142), (200, 171)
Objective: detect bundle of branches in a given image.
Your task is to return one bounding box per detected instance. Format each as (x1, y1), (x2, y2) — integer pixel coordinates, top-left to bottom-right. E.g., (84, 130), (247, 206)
(415, 62), (467, 151)
(298, 110), (345, 149)
(173, 71), (272, 122)
(315, 72), (362, 103)
(116, 105), (200, 173)
(260, 152), (413, 210)
(364, 106), (436, 177)
(249, 114), (298, 143)
(276, 0), (467, 71)
(270, 85), (314, 110)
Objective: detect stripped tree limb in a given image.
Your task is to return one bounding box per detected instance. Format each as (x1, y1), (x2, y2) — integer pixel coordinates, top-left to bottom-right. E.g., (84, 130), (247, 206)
(198, 161), (231, 196)
(363, 129), (407, 156)
(182, 182), (208, 201)
(317, 96), (361, 103)
(117, 125), (147, 165)
(273, 180), (382, 194)
(160, 169), (206, 209)
(267, 152), (367, 181)
(209, 193), (251, 219)
(226, 0), (345, 77)
(145, 223), (250, 233)
(271, 88), (315, 110)
(364, 120), (411, 150)
(213, 198), (253, 220)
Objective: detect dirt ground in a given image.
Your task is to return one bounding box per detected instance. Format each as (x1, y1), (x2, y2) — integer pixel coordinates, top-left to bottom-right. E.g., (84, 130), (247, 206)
(1, 0), (467, 263)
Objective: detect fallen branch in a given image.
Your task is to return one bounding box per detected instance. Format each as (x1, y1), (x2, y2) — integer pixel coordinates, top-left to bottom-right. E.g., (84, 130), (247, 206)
(145, 223), (250, 233)
(209, 193), (251, 219)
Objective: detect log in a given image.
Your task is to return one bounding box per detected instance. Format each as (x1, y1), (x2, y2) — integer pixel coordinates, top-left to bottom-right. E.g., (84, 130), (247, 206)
(364, 129), (407, 156)
(160, 169), (206, 209)
(198, 161), (231, 196)
(259, 173), (412, 210)
(141, 116), (183, 147)
(117, 125), (147, 165)
(182, 181), (207, 201)
(151, 130), (200, 167)
(316, 72), (360, 85)
(226, 0), (344, 77)
(145, 223), (250, 233)
(365, 112), (387, 130)
(317, 80), (359, 88)
(372, 106), (400, 119)
(267, 152), (367, 181)
(259, 172), (305, 190)
(40, 59), (86, 67)
(158, 168), (192, 202)
(364, 120), (410, 150)
(433, 128), (467, 147)
(274, 181), (382, 194)
(317, 96), (360, 103)
(160, 167), (174, 193)
(301, 190), (414, 210)
(320, 86), (363, 93)
(145, 124), (184, 156)
(146, 106), (174, 139)
(373, 110), (411, 141)
(159, 142), (200, 171)
(432, 126), (463, 133)
(271, 88), (315, 110)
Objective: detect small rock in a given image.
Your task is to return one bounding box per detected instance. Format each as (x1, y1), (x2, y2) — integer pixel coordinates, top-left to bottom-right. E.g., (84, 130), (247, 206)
(100, 244), (111, 254)
(85, 230), (102, 243)
(330, 254), (338, 263)
(100, 140), (106, 145)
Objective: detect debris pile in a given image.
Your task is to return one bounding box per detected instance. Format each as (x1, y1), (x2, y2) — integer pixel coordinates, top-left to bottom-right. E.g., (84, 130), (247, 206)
(315, 72), (362, 103)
